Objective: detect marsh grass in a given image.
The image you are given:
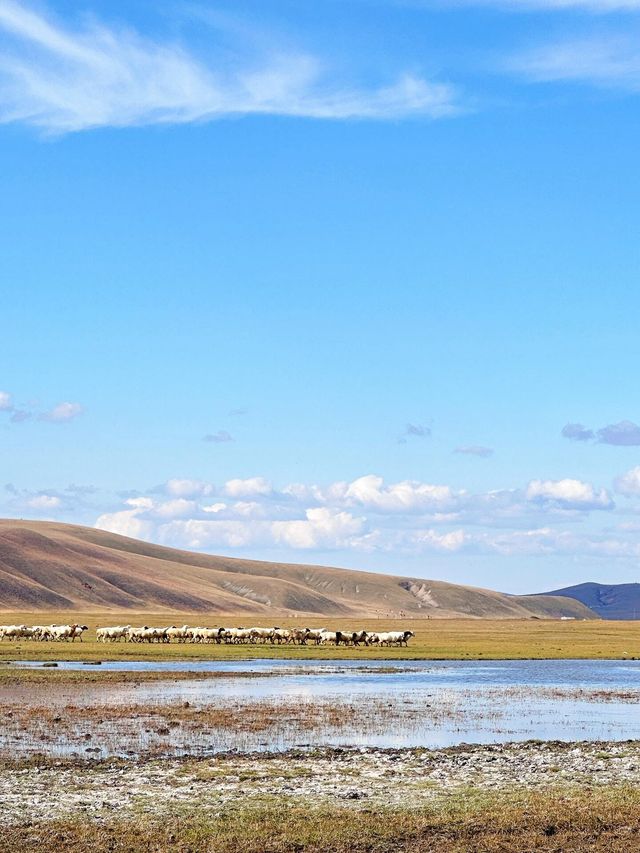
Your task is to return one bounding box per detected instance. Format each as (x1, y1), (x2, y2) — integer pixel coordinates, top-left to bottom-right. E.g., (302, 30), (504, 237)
(0, 694), (487, 762)
(4, 786), (640, 851)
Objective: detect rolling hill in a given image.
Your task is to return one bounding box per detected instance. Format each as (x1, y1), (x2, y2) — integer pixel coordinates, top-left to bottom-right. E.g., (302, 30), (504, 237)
(540, 582), (640, 620)
(0, 519), (596, 619)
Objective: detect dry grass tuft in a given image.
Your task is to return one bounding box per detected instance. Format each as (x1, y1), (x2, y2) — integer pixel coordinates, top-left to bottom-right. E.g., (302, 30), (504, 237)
(3, 786), (640, 851)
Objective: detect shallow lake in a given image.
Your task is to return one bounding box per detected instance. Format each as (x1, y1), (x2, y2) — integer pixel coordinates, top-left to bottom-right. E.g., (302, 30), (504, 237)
(5, 659), (640, 759)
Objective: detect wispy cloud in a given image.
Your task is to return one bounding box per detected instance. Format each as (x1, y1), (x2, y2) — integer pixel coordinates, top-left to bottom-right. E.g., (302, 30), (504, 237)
(0, 389), (83, 423)
(511, 35), (640, 90)
(454, 444), (494, 457)
(38, 401), (84, 423)
(614, 465), (640, 495)
(203, 430), (234, 443)
(0, 1), (459, 134)
(398, 422), (431, 443)
(597, 420), (640, 445)
(561, 419), (640, 445)
(401, 0), (640, 12)
(561, 423), (595, 441)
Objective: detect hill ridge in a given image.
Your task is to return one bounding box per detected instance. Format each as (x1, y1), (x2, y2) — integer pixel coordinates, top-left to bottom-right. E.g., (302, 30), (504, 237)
(539, 581), (640, 620)
(0, 519), (596, 619)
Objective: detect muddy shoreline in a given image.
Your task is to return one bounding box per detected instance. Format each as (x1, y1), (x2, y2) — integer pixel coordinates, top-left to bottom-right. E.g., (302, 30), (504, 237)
(1, 740), (639, 826)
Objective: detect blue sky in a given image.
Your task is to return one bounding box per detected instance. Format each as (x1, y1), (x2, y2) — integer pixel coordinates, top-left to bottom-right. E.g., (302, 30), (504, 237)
(1, 0), (640, 593)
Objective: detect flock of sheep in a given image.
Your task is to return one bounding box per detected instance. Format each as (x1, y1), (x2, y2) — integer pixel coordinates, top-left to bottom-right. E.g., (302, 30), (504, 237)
(0, 624), (88, 641)
(97, 625), (416, 646)
(0, 623), (416, 647)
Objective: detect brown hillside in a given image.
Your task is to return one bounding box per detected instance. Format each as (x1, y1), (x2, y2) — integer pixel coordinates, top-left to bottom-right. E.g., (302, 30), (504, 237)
(0, 519), (595, 619)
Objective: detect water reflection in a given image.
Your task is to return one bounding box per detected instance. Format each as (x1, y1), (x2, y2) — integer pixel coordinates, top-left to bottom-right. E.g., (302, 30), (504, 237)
(3, 659), (639, 760)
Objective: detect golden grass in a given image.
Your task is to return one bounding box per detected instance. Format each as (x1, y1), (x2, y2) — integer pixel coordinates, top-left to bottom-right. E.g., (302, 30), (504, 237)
(4, 786), (640, 851)
(0, 612), (638, 661)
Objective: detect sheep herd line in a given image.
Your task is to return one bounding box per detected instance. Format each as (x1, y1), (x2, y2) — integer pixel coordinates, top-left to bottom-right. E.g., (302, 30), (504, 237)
(0, 623), (416, 647)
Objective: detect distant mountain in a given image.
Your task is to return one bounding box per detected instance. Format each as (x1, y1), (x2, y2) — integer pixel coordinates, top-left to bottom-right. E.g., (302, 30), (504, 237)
(539, 582), (640, 620)
(0, 519), (596, 619)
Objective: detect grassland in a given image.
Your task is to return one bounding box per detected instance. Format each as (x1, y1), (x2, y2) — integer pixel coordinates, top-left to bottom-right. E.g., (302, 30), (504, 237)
(4, 786), (640, 851)
(0, 613), (638, 662)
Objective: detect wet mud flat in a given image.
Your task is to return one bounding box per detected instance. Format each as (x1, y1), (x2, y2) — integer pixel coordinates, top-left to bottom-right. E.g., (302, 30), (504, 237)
(2, 740), (640, 827)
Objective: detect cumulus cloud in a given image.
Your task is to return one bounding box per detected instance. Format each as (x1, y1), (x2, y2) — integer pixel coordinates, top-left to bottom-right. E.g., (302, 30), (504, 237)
(94, 506), (155, 541)
(0, 391), (12, 410)
(454, 445), (494, 457)
(94, 480), (638, 560)
(224, 477), (273, 498)
(597, 420), (640, 446)
(26, 494), (62, 510)
(163, 478), (214, 498)
(90, 470), (615, 559)
(154, 498), (199, 519)
(561, 423), (594, 442)
(9, 467), (604, 563)
(0, 1), (459, 134)
(203, 430), (233, 443)
(614, 466), (640, 496)
(272, 508), (365, 549)
(525, 478), (613, 510)
(38, 401), (83, 422)
(342, 474), (458, 513)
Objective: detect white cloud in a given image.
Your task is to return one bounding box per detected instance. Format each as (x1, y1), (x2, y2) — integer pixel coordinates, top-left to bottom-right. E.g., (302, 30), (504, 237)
(342, 474), (459, 513)
(164, 478), (214, 498)
(125, 496), (155, 510)
(525, 478), (613, 509)
(39, 401), (83, 422)
(411, 528), (467, 551)
(82, 470), (631, 561)
(224, 477), (273, 498)
(202, 502), (227, 514)
(614, 466), (640, 496)
(0, 391), (12, 410)
(0, 1), (458, 134)
(153, 498), (198, 519)
(27, 493), (61, 510)
(95, 508), (154, 541)
(272, 507), (365, 549)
